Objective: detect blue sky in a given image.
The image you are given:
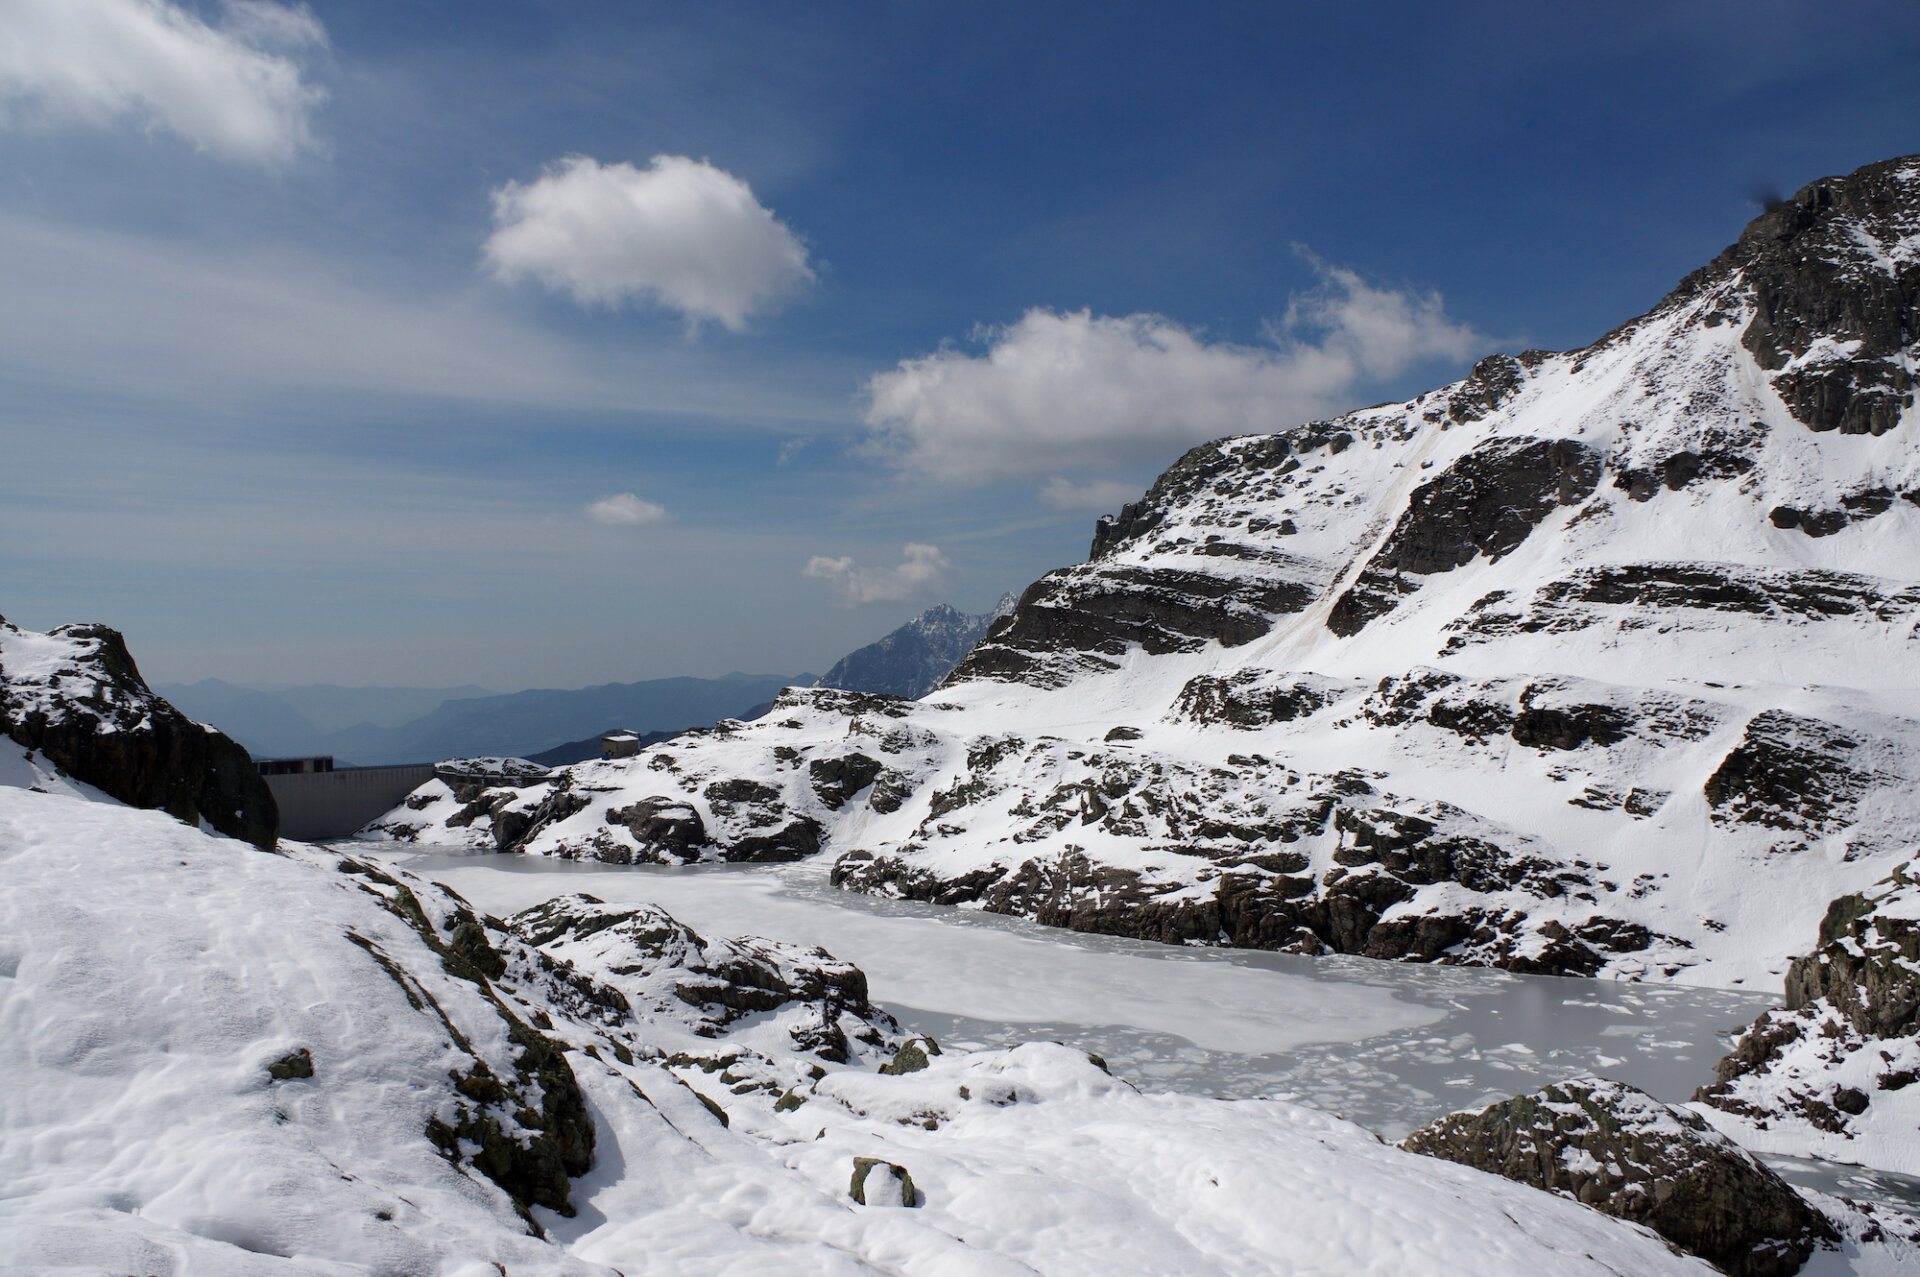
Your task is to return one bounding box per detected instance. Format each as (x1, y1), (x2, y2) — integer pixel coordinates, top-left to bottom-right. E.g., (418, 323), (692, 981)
(3, 0), (1917, 688)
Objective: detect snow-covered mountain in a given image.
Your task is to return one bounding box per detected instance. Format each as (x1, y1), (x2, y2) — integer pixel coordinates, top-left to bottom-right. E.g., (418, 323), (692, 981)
(383, 154), (1920, 994)
(815, 595), (1019, 699)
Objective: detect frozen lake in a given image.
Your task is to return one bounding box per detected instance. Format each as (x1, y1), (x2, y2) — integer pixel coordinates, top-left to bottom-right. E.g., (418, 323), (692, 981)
(361, 844), (1918, 1208)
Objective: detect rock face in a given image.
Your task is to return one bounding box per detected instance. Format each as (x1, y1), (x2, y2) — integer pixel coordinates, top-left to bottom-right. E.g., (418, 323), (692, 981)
(1695, 858), (1920, 1175)
(507, 893), (897, 1063)
(1402, 1077), (1833, 1276)
(0, 615), (278, 848)
(379, 154), (1920, 988)
(817, 596), (1017, 699)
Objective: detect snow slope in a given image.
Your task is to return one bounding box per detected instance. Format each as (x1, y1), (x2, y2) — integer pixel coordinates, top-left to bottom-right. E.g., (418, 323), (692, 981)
(2, 749), (1754, 1275)
(380, 155), (1920, 991)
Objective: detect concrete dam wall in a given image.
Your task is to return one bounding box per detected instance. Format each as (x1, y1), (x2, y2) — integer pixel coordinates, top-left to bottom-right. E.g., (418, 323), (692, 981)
(266, 763), (436, 842)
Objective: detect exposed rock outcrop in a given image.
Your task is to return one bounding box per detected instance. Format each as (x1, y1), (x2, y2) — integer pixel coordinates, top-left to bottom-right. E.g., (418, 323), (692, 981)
(1328, 437), (1601, 636)
(1402, 1077), (1833, 1276)
(0, 615), (277, 848)
(507, 893), (897, 1063)
(1696, 859), (1920, 1171)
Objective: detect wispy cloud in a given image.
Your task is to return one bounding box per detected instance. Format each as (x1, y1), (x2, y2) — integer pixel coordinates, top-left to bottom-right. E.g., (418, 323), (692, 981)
(859, 258), (1483, 483)
(584, 492), (669, 526)
(0, 0), (327, 164)
(1038, 477), (1140, 511)
(803, 542), (950, 605)
(484, 154), (814, 332)
(0, 213), (849, 423)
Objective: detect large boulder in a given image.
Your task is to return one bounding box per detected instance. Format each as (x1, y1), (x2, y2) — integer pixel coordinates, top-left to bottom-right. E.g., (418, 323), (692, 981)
(0, 616), (277, 848)
(1401, 1077), (1832, 1276)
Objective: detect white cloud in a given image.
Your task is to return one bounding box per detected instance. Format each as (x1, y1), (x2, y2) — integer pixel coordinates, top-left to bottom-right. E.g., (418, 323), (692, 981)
(804, 542), (950, 605)
(0, 0), (326, 164)
(860, 260), (1483, 483)
(0, 212), (853, 424)
(484, 154), (814, 332)
(585, 492), (669, 526)
(1039, 476), (1141, 511)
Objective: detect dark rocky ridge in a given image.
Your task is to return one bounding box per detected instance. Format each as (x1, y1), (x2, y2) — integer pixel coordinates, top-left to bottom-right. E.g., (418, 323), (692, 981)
(1713, 157), (1919, 437)
(507, 893), (896, 1063)
(333, 855), (594, 1220)
(0, 616), (278, 848)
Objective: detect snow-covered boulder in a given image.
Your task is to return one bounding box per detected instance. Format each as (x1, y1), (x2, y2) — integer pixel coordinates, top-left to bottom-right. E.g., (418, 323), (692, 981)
(1402, 1076), (1833, 1276)
(506, 892), (898, 1063)
(0, 615), (277, 847)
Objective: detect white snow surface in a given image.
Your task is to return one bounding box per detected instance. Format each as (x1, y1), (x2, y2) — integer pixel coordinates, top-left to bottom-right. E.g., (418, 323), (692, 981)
(2, 766), (1756, 1276)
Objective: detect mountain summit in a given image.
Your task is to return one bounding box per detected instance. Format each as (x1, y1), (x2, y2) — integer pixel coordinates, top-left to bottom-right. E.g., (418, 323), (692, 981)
(816, 595), (1018, 699)
(388, 155), (1920, 990)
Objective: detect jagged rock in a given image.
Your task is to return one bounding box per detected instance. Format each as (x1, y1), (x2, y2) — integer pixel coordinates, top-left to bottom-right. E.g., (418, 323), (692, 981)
(0, 616), (277, 848)
(1703, 711), (1896, 850)
(1784, 866), (1920, 1038)
(879, 1036), (941, 1075)
(1328, 437), (1601, 636)
(507, 894), (895, 1062)
(1697, 860), (1920, 1157)
(1402, 1077), (1833, 1276)
(809, 752), (883, 809)
(1171, 669), (1357, 729)
(951, 562), (1315, 688)
(605, 796), (708, 862)
(335, 857), (595, 1218)
(1727, 158), (1920, 436)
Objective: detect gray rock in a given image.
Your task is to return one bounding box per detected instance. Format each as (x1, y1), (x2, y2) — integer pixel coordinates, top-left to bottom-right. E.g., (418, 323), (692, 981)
(0, 616), (278, 848)
(1401, 1076), (1832, 1276)
(849, 1157), (916, 1206)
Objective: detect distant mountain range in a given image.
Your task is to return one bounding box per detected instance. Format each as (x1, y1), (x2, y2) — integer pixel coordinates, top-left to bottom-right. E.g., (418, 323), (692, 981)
(160, 596), (1019, 765)
(158, 673), (809, 766)
(813, 594), (1018, 699)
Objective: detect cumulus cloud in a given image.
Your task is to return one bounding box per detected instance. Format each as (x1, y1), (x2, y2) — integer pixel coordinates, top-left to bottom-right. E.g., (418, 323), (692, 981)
(1038, 476), (1141, 511)
(0, 0), (326, 164)
(584, 492), (669, 526)
(804, 542), (950, 606)
(860, 260), (1483, 483)
(484, 154), (814, 331)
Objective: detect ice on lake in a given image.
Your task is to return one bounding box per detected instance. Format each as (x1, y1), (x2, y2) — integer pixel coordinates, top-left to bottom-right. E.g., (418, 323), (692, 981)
(364, 845), (1774, 1139)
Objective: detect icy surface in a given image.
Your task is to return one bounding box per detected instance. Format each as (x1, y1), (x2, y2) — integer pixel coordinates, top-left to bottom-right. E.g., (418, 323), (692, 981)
(370, 847), (1771, 1136)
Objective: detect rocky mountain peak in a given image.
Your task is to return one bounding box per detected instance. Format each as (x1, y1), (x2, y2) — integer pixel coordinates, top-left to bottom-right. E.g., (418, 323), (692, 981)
(816, 594), (1018, 700)
(386, 153), (1920, 994)
(1658, 153), (1920, 438)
